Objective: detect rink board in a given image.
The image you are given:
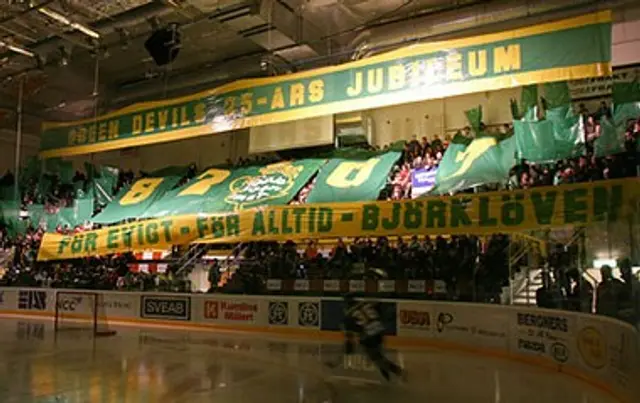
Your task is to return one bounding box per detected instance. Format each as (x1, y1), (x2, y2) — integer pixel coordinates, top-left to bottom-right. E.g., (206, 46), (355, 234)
(0, 288), (637, 403)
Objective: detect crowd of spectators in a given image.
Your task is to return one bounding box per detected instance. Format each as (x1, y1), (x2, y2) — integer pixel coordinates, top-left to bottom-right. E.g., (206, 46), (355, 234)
(0, 101), (638, 311)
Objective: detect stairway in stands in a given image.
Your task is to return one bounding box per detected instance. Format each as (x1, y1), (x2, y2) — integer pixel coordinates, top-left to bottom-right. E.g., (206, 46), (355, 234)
(509, 268), (543, 306)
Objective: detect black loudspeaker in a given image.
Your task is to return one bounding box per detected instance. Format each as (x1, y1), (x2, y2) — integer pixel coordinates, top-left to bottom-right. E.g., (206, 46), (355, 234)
(144, 25), (181, 66)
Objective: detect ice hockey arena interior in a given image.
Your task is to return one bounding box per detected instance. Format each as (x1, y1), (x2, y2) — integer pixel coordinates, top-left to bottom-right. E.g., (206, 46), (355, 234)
(0, 0), (639, 402)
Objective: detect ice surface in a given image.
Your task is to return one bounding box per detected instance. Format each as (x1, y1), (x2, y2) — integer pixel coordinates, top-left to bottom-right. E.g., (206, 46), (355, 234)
(0, 318), (618, 403)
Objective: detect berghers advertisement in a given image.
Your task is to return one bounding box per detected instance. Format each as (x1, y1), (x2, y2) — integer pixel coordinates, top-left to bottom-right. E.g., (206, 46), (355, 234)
(140, 295), (191, 321)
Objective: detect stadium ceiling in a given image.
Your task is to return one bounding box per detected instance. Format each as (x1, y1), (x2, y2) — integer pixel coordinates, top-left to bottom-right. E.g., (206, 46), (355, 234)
(0, 0), (623, 135)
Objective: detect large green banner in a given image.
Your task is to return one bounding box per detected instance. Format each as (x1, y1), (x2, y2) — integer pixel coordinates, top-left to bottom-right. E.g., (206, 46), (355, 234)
(92, 176), (181, 224)
(432, 134), (516, 194)
(39, 12), (611, 158)
(306, 151), (401, 203)
(142, 159), (324, 217)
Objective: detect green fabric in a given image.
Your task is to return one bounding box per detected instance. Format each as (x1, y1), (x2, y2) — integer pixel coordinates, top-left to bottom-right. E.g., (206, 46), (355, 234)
(0, 200), (23, 237)
(44, 158), (74, 184)
(27, 198), (94, 232)
(520, 85), (538, 116)
(19, 156), (41, 187)
(40, 20), (612, 158)
(465, 106), (483, 132)
(613, 102), (640, 127)
(306, 152), (400, 203)
(514, 106), (584, 163)
(87, 164), (119, 207)
(543, 81), (571, 109)
(612, 81), (640, 104)
(594, 117), (625, 157)
(143, 159), (324, 217)
(594, 102), (640, 157)
(148, 165), (191, 177)
(93, 176), (181, 224)
(430, 134), (515, 194)
(0, 185), (13, 201)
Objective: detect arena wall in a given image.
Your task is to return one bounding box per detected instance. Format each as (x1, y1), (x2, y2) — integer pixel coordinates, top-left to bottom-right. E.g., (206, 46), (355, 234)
(0, 288), (637, 402)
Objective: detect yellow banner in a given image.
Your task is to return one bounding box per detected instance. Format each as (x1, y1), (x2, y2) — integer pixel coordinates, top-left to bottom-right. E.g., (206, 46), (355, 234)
(37, 178), (638, 261)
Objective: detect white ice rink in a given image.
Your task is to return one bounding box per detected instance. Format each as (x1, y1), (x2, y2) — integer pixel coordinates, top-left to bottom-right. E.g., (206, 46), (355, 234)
(0, 317), (621, 403)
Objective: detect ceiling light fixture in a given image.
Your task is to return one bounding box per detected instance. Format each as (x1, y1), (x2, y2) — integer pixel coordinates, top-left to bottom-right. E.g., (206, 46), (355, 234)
(37, 6), (100, 39)
(0, 40), (35, 58)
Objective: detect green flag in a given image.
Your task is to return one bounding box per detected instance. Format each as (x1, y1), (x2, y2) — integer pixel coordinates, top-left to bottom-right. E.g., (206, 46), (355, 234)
(44, 158), (74, 184)
(142, 159), (324, 217)
(93, 176), (181, 224)
(613, 80), (640, 104)
(87, 164), (119, 207)
(465, 106), (483, 132)
(431, 133), (515, 194)
(0, 200), (26, 237)
(543, 81), (571, 109)
(594, 117), (624, 157)
(148, 165), (191, 177)
(515, 105), (584, 163)
(520, 85), (538, 115)
(306, 151), (400, 203)
(27, 197), (94, 232)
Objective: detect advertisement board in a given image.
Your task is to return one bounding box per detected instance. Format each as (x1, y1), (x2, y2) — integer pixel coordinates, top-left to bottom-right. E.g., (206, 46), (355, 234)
(432, 304), (508, 350)
(201, 298), (262, 326)
(140, 295), (191, 321)
(511, 308), (576, 365)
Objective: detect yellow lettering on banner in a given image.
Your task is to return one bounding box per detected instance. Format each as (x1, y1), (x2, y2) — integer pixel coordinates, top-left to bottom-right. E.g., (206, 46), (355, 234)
(326, 159), (380, 188)
(451, 137), (497, 178)
(388, 65), (406, 90)
(224, 97), (237, 116)
(309, 79), (324, 103)
(68, 129), (77, 145)
(180, 106), (191, 126)
(241, 93), (253, 114)
(271, 87), (285, 110)
(108, 120), (119, 139)
(468, 50), (487, 77)
(87, 125), (97, 143)
(76, 127), (87, 144)
(494, 44), (521, 73)
(98, 122), (107, 141)
(158, 110), (169, 130)
(289, 83), (305, 107)
(145, 112), (156, 133)
(347, 72), (363, 97)
(367, 68), (384, 93)
(132, 115), (143, 135)
(178, 168), (231, 196)
(446, 53), (463, 81)
(119, 178), (164, 206)
(194, 103), (206, 123)
(172, 107), (179, 128)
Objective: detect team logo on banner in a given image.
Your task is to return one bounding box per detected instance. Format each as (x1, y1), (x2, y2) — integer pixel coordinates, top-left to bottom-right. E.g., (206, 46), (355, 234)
(268, 301), (288, 325)
(298, 302), (320, 327)
(225, 163), (302, 210)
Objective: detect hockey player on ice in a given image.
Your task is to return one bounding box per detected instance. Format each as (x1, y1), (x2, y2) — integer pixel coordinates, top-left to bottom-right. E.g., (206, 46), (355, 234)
(342, 293), (406, 381)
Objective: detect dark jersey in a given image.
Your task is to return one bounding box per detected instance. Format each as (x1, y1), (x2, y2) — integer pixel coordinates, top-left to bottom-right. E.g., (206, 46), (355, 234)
(344, 301), (385, 340)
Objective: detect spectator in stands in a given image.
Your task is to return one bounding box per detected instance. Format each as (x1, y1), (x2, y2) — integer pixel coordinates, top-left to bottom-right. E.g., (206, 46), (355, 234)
(596, 265), (625, 319)
(619, 258), (640, 328)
